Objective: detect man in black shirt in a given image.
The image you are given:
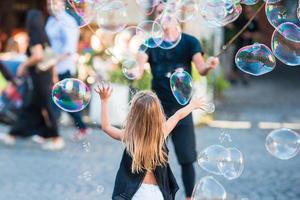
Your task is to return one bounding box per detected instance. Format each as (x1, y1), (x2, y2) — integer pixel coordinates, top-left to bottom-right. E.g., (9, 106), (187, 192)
(137, 4), (219, 200)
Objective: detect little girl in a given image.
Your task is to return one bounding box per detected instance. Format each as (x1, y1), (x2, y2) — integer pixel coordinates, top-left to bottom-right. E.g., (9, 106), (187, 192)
(95, 83), (206, 200)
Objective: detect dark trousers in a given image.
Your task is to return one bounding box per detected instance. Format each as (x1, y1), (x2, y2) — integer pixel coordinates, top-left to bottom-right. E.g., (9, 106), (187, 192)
(10, 70), (58, 138)
(54, 71), (87, 130)
(165, 107), (196, 198)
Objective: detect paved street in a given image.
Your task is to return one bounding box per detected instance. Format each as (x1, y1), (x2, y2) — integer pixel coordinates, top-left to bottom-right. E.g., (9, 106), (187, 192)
(0, 65), (300, 200)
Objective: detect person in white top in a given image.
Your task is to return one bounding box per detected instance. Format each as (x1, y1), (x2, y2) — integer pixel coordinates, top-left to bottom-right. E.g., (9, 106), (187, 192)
(45, 0), (88, 140)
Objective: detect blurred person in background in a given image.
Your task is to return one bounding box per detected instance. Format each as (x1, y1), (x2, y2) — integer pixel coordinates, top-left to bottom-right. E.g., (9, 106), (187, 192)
(46, 0), (88, 140)
(0, 9), (64, 150)
(228, 5), (259, 85)
(137, 3), (219, 200)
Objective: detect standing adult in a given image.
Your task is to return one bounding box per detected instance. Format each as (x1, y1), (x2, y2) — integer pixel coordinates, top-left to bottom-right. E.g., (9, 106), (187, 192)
(45, 0), (88, 140)
(0, 10), (64, 150)
(137, 4), (219, 200)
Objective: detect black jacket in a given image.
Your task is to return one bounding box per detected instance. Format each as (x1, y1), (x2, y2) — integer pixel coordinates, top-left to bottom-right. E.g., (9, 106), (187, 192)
(112, 147), (179, 200)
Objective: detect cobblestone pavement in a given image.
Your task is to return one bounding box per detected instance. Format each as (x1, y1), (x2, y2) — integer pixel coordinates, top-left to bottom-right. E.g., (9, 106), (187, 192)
(0, 66), (300, 200)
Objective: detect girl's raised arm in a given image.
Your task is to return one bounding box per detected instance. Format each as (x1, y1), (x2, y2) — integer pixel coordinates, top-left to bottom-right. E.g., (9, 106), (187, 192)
(95, 83), (124, 141)
(163, 98), (206, 137)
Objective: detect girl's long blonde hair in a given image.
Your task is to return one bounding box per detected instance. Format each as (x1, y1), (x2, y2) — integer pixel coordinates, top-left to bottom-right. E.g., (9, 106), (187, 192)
(123, 91), (168, 173)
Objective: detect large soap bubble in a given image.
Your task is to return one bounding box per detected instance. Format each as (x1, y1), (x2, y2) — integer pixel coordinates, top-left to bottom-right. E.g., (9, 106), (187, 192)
(218, 147), (244, 180)
(197, 145), (230, 175)
(271, 22), (300, 66)
(192, 176), (227, 200)
(170, 69), (193, 105)
(52, 78), (91, 112)
(156, 13), (182, 49)
(265, 128), (300, 160)
(174, 0), (199, 22)
(114, 26), (147, 59)
(265, 0), (300, 28)
(199, 0), (242, 26)
(95, 0), (128, 33)
(137, 20), (164, 48)
(235, 43), (276, 76)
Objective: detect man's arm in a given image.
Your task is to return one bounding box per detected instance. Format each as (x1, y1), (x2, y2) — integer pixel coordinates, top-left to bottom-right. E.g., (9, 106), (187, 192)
(193, 53), (219, 76)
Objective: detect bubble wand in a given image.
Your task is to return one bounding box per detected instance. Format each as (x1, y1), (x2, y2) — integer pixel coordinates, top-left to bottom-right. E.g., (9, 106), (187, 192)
(214, 2), (266, 57)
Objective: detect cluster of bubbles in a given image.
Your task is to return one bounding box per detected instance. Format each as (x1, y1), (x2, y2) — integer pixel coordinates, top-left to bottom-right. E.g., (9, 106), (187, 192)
(265, 128), (300, 160)
(192, 130), (245, 199)
(198, 144), (244, 180)
(78, 170), (92, 181)
(48, 1), (300, 197)
(235, 0), (300, 75)
(82, 141), (92, 152)
(199, 0), (242, 27)
(74, 137), (105, 195)
(49, 0), (300, 108)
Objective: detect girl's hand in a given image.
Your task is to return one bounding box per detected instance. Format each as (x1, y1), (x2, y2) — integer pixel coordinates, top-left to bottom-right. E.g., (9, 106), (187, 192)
(94, 82), (113, 101)
(189, 97), (207, 110)
(206, 56), (219, 70)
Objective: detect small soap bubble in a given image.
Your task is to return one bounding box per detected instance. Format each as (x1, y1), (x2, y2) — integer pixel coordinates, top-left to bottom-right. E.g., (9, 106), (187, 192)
(219, 129), (232, 144)
(78, 171), (92, 181)
(96, 185), (105, 194)
(82, 141), (91, 152)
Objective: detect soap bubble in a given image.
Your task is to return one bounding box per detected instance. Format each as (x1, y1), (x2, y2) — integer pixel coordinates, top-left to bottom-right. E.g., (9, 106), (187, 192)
(78, 171), (92, 181)
(50, 0), (95, 28)
(136, 0), (160, 10)
(235, 43), (276, 76)
(271, 22), (300, 66)
(218, 147), (244, 180)
(265, 128), (300, 160)
(197, 145), (230, 175)
(115, 26), (147, 57)
(95, 0), (128, 33)
(175, 0), (199, 22)
(137, 20), (164, 48)
(122, 58), (142, 80)
(203, 102), (216, 113)
(155, 13), (182, 49)
(240, 0), (259, 5)
(199, 0), (242, 26)
(219, 129), (232, 144)
(52, 78), (91, 112)
(82, 141), (91, 152)
(170, 69), (193, 105)
(192, 176), (227, 200)
(265, 0), (300, 28)
(96, 185), (105, 194)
